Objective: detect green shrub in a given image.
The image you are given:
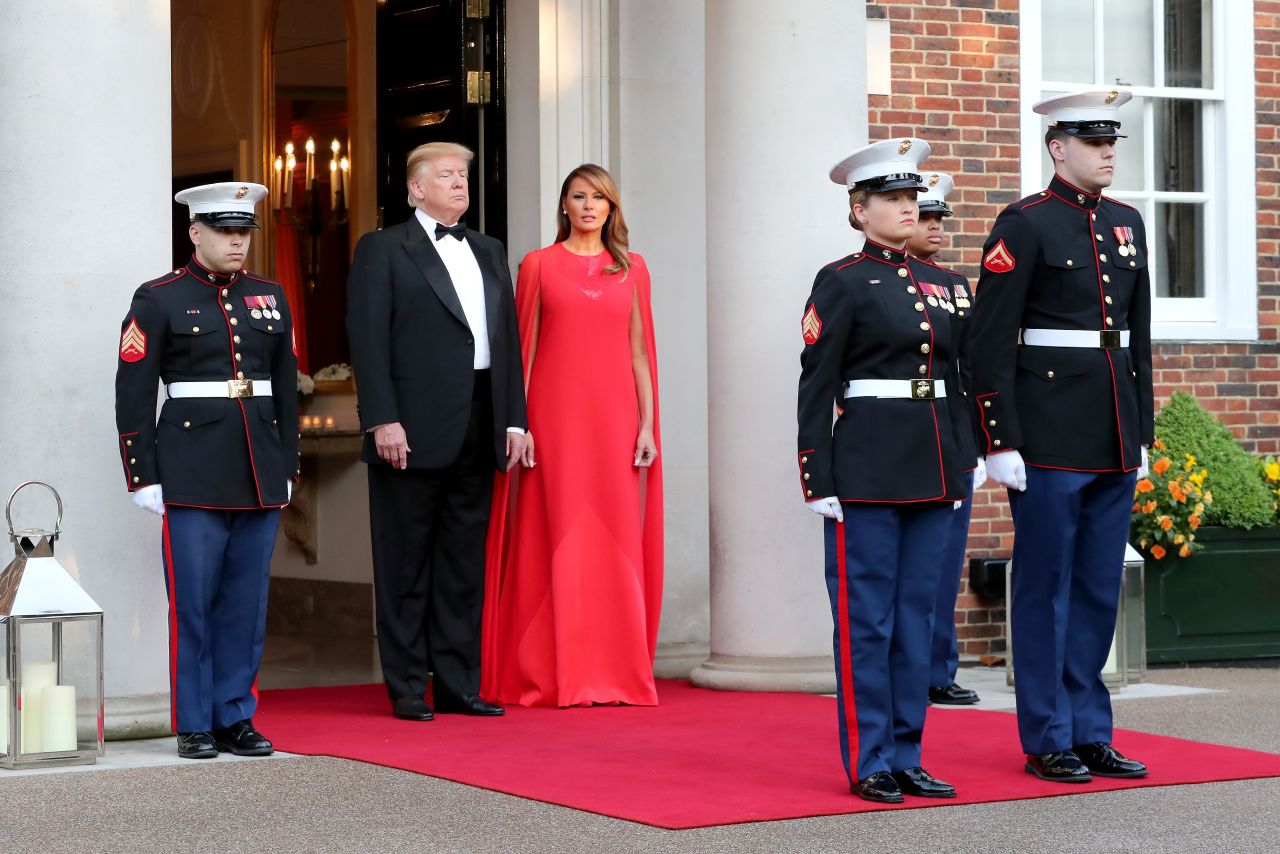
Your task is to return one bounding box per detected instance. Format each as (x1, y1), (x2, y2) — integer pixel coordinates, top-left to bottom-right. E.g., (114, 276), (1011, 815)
(1153, 391), (1274, 529)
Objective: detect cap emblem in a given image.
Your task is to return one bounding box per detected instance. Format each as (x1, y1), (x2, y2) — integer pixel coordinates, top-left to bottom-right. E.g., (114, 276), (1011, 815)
(898, 140), (912, 155)
(234, 185), (249, 199)
(1105, 90), (1119, 105)
(929, 174), (940, 187)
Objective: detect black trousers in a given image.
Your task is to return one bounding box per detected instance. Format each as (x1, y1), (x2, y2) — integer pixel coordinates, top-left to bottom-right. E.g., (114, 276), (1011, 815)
(367, 373), (495, 702)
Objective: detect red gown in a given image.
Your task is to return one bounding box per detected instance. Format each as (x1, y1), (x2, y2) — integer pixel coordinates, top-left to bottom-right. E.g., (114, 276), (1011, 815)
(481, 243), (664, 707)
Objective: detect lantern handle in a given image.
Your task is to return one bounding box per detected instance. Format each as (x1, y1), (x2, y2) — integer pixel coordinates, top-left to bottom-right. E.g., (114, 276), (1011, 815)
(6, 480), (64, 543)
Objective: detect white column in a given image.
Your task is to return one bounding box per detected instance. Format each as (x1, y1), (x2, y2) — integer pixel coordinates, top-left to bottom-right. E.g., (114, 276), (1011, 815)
(692, 0), (868, 692)
(0, 1), (174, 735)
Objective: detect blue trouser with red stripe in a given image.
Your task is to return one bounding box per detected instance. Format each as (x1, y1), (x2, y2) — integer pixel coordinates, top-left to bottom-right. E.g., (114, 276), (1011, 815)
(930, 471), (975, 687)
(1006, 467), (1136, 755)
(825, 502), (951, 783)
(162, 506), (280, 733)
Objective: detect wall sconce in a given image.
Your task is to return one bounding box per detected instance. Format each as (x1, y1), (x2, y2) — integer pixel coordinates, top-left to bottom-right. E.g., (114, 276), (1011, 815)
(271, 136), (350, 291)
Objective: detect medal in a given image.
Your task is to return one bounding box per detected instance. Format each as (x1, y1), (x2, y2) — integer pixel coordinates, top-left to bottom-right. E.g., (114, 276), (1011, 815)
(927, 296), (939, 307)
(946, 302), (956, 314)
(1117, 244), (1129, 257)
(251, 309), (263, 319)
(272, 310), (282, 320)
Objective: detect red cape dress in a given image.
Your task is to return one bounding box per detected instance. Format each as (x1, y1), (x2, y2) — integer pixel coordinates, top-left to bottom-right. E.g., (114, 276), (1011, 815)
(481, 243), (664, 706)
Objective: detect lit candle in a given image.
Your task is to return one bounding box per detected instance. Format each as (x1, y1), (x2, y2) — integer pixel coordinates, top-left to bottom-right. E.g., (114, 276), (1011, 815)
(305, 137), (316, 185)
(324, 416), (336, 430)
(41, 685), (77, 752)
(339, 156), (350, 206)
(0, 682), (9, 754)
(329, 159), (338, 208)
(20, 660), (57, 753)
(273, 157), (284, 210)
(286, 155), (296, 208)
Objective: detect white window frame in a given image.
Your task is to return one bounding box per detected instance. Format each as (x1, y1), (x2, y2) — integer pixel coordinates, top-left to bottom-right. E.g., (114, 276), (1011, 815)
(1019, 0), (1257, 341)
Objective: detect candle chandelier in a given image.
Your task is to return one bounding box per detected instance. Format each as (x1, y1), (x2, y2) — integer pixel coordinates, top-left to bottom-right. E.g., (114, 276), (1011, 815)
(272, 136), (350, 291)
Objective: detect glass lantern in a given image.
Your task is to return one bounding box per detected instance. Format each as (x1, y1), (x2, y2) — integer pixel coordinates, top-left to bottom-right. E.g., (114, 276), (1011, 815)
(0, 481), (104, 769)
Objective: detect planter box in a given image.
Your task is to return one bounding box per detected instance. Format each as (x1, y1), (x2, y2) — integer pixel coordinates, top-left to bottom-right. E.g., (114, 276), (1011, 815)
(1145, 525), (1280, 663)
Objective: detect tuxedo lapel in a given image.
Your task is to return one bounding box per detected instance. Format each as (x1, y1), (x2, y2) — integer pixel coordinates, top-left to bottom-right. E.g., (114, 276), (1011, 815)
(400, 220), (469, 329)
(469, 230), (503, 343)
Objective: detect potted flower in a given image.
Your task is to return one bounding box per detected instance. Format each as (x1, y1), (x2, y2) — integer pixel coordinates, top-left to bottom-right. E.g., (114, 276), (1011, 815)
(312, 362), (356, 394)
(1135, 392), (1280, 663)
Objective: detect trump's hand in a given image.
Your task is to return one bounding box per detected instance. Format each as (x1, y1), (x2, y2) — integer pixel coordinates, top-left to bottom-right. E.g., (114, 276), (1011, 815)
(985, 450), (1027, 492)
(505, 432), (523, 472)
(374, 422), (411, 470)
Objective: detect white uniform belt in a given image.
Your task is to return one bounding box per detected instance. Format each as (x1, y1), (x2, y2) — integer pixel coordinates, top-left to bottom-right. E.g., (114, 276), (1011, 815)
(843, 378), (947, 400)
(167, 380), (273, 399)
(1020, 328), (1129, 349)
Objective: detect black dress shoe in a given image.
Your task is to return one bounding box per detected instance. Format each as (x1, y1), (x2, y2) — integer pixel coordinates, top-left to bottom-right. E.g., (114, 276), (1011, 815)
(928, 683), (979, 705)
(1025, 750), (1092, 783)
(433, 692), (504, 716)
(212, 720), (274, 756)
(1074, 742), (1148, 778)
(851, 770), (904, 804)
(891, 766), (957, 798)
(392, 697), (434, 721)
(176, 731), (218, 759)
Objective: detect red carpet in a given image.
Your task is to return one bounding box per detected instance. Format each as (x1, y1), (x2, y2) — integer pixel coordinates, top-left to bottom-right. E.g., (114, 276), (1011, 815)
(255, 679), (1280, 829)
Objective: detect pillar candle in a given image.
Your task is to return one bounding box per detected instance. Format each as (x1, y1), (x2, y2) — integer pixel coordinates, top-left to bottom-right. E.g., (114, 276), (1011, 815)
(41, 685), (77, 752)
(329, 159), (338, 208)
(0, 683), (9, 753)
(21, 660), (57, 753)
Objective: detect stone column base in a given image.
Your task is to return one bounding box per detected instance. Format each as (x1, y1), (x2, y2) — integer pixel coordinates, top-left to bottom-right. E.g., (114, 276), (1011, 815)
(105, 693), (172, 740)
(689, 654), (836, 693)
(654, 642), (711, 679)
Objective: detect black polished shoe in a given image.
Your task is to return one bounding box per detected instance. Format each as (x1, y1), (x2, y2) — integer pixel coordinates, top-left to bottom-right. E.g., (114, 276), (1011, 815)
(176, 731), (218, 759)
(392, 697), (435, 721)
(1074, 742), (1149, 778)
(928, 683), (979, 705)
(851, 770), (904, 804)
(891, 766), (957, 798)
(212, 719), (274, 756)
(1025, 750), (1093, 783)
(433, 692), (504, 716)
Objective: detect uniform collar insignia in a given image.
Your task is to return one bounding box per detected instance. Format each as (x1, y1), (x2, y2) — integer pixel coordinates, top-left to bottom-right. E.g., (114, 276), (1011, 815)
(1048, 175), (1102, 210)
(186, 256), (238, 287)
(862, 238), (907, 265)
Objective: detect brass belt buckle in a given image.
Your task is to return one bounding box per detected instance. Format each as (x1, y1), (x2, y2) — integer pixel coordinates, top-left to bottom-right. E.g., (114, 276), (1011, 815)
(227, 379), (252, 399)
(1099, 330), (1121, 349)
(911, 379), (936, 400)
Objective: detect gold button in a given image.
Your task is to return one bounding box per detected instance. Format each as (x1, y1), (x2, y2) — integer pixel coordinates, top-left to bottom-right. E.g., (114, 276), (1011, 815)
(231, 317), (239, 326)
(959, 310), (966, 316)
(1066, 260), (1073, 267)
(225, 303), (234, 311)
(920, 343), (930, 354)
(988, 420), (996, 427)
(1103, 274), (1111, 283)
(1091, 213), (1097, 221)
(1099, 253), (1108, 262)
(915, 302), (924, 311)
(183, 421), (191, 429)
(806, 489), (814, 497)
(919, 322), (930, 331)
(235, 352), (243, 361)
(1106, 317), (1114, 326)
(273, 419), (278, 426)
(132, 476), (140, 484)
(233, 335), (241, 344)
(1096, 233), (1103, 241)
(221, 288), (228, 296)
(918, 365), (928, 375)
(983, 401), (991, 408)
(1130, 261), (1136, 267)
(267, 325), (274, 331)
(126, 439), (133, 447)
(897, 268), (909, 278)
(129, 457), (136, 464)
(1047, 371), (1055, 379)
(1105, 295), (1113, 305)
(801, 456), (809, 463)
(237, 371), (245, 379)
(993, 439), (1002, 447)
(907, 285), (917, 294)
(191, 326), (200, 333)
(803, 473), (811, 481)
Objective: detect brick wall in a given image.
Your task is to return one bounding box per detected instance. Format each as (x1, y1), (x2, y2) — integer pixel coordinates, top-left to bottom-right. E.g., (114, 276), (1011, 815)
(867, 0), (1279, 658)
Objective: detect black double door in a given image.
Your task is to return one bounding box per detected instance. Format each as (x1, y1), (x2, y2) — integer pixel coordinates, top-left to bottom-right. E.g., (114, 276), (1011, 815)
(376, 0), (507, 245)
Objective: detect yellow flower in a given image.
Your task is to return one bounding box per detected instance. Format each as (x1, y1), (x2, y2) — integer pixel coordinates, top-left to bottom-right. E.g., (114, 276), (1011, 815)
(1190, 470), (1207, 488)
(1194, 502), (1205, 514)
(1174, 533), (1185, 544)
(1204, 490), (1214, 504)
(1267, 462), (1280, 481)
(1179, 543), (1192, 558)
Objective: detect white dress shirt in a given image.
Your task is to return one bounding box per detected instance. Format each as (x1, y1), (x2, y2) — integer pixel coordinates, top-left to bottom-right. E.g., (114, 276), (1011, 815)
(415, 208), (490, 369)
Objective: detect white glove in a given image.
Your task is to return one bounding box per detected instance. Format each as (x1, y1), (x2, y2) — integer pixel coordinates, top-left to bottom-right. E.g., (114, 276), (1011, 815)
(806, 496), (844, 522)
(287, 481), (293, 503)
(972, 457), (988, 491)
(985, 450), (1027, 492)
(1136, 445), (1149, 479)
(132, 484), (165, 516)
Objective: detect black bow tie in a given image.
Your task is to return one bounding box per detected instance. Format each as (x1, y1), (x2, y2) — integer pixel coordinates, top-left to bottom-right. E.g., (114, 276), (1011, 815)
(434, 222), (467, 241)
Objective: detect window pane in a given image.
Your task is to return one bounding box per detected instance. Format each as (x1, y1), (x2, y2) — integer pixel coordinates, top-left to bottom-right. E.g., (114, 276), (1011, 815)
(1165, 0), (1213, 88)
(1109, 96), (1146, 193)
(1154, 203), (1205, 298)
(1103, 1), (1154, 86)
(1153, 99), (1205, 191)
(1043, 0), (1095, 83)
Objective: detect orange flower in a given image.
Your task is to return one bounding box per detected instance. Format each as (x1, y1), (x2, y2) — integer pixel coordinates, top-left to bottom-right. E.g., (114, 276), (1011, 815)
(1153, 438), (1166, 450)
(1136, 479), (1155, 493)
(1158, 515), (1174, 531)
(1189, 514), (1201, 530)
(1179, 544), (1192, 558)
(1150, 545), (1167, 559)
(1169, 482), (1186, 503)
(1143, 501), (1157, 514)
(1153, 456), (1171, 476)
(1132, 502), (1141, 513)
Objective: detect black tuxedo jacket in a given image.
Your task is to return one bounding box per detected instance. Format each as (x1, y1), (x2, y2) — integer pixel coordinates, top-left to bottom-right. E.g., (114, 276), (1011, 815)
(346, 216), (527, 470)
